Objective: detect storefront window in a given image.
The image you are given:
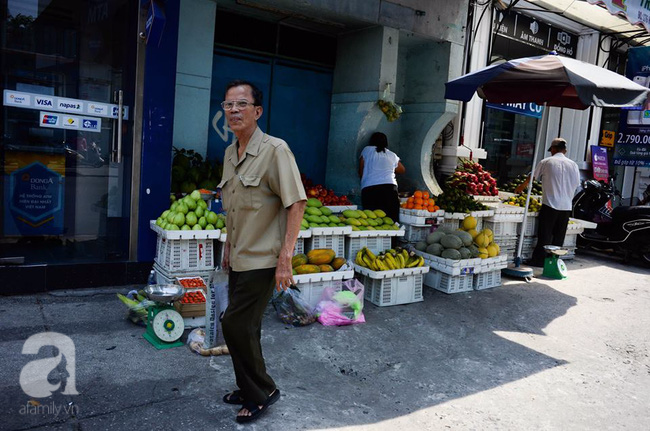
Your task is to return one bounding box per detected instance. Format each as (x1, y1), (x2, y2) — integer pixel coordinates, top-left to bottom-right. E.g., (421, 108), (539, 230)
(482, 107), (539, 185)
(1, 0), (137, 264)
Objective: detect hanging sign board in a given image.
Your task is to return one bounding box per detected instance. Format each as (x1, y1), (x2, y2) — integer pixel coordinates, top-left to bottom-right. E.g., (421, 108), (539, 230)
(494, 10), (578, 58)
(591, 146), (610, 182)
(3, 89), (128, 120)
(615, 46), (650, 167)
(587, 1), (650, 34)
(486, 102), (543, 118)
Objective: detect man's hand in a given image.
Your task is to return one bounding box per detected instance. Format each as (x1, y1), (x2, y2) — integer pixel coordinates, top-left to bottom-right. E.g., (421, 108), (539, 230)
(275, 252), (294, 292)
(515, 176), (531, 194)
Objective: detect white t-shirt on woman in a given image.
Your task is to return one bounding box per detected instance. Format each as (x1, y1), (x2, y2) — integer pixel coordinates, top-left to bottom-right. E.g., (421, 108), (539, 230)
(360, 146), (400, 189)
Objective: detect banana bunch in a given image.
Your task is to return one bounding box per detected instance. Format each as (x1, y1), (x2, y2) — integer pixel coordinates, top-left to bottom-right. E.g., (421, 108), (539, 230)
(355, 247), (424, 271)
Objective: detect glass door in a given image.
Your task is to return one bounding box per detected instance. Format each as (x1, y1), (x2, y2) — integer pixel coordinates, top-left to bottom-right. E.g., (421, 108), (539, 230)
(1, 0), (138, 264)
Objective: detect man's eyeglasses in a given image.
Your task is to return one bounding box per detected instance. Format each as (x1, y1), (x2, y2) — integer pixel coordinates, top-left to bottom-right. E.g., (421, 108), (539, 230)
(221, 100), (257, 110)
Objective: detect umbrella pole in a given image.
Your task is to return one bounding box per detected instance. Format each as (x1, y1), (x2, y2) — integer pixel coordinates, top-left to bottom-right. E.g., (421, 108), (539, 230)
(503, 103), (547, 281)
(515, 103), (547, 265)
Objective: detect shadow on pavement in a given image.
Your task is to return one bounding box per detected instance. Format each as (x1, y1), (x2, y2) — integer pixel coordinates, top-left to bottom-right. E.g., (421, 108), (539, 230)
(0, 279), (577, 430)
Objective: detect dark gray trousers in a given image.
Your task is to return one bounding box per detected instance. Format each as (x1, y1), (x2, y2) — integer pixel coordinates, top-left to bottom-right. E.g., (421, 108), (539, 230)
(222, 267), (276, 405)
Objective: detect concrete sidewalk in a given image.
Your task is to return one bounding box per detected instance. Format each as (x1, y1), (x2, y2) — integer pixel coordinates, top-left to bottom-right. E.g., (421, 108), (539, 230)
(1, 253), (649, 431)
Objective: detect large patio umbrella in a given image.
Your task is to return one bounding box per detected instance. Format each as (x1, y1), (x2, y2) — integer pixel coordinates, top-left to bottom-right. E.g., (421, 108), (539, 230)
(444, 53), (649, 277)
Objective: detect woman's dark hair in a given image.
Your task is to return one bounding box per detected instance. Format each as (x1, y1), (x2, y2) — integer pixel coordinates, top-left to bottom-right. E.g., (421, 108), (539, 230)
(224, 80), (263, 106)
(370, 132), (388, 153)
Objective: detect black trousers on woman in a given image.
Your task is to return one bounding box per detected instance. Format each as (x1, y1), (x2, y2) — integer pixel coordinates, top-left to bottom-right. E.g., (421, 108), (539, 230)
(361, 184), (400, 222)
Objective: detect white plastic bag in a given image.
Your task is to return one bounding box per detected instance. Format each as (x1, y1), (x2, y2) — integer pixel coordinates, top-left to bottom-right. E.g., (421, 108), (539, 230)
(204, 268), (229, 349)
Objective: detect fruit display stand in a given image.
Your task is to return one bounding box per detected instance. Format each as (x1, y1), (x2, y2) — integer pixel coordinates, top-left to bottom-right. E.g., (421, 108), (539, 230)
(150, 221), (220, 272)
(353, 264), (429, 307)
(306, 226), (352, 258)
(482, 213), (524, 238)
(441, 210), (494, 231)
(326, 205), (358, 213)
(562, 220), (585, 260)
(345, 226), (405, 259)
(152, 263), (214, 288)
(293, 268), (355, 311)
(415, 250), (507, 293)
(398, 209), (444, 244)
(518, 212), (540, 237)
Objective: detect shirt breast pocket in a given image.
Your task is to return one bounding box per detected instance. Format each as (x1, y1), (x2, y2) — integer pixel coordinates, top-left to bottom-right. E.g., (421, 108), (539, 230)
(239, 175), (262, 210)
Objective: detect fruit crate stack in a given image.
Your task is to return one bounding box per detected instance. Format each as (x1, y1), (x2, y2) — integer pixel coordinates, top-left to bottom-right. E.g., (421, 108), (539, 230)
(415, 250), (508, 293)
(483, 208), (524, 261)
(292, 249), (354, 311)
(398, 208), (444, 244)
(345, 227), (405, 260)
(353, 247), (429, 307)
(150, 221), (220, 285)
(562, 219), (585, 260)
(441, 209), (494, 232)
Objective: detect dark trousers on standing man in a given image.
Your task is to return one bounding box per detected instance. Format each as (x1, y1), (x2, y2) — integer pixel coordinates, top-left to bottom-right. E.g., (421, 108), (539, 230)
(531, 204), (571, 265)
(222, 267), (277, 405)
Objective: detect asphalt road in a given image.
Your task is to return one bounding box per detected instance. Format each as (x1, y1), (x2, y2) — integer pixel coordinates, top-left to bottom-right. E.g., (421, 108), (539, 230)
(1, 252), (649, 431)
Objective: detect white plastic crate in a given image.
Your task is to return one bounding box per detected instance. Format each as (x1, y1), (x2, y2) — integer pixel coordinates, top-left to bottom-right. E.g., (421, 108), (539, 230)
(482, 220), (519, 237)
(152, 263), (214, 287)
(519, 215), (539, 237)
(357, 271), (425, 307)
(399, 212), (443, 226)
(474, 270), (502, 290)
(293, 270), (354, 311)
(294, 229), (311, 256)
(563, 234), (578, 247)
(345, 236), (392, 259)
(426, 270), (474, 294)
(402, 223), (433, 243)
(154, 235), (216, 272)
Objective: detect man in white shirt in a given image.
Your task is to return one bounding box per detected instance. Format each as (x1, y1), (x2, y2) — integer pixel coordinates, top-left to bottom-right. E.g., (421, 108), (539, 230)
(527, 138), (581, 266)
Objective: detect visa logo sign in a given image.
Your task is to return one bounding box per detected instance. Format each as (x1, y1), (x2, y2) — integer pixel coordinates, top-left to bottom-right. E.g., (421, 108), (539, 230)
(42, 115), (58, 125)
(35, 97), (53, 107)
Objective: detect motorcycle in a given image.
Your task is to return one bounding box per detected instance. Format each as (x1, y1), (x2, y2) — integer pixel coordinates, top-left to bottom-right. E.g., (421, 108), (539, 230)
(572, 179), (650, 265)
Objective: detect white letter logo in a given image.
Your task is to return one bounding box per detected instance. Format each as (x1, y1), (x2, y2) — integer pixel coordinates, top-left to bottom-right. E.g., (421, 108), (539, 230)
(19, 332), (78, 398)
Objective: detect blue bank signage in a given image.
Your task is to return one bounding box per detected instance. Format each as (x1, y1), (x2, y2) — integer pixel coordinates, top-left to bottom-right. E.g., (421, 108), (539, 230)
(6, 162), (64, 235)
(486, 102), (544, 119)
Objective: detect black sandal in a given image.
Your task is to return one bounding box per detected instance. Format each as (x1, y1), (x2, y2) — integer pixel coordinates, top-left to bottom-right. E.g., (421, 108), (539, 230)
(223, 390), (245, 405)
(235, 389), (280, 423)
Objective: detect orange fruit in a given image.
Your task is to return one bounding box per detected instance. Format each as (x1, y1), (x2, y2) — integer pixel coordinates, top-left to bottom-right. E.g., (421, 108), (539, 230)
(406, 203), (414, 209)
(414, 191), (423, 199)
(428, 198), (435, 206)
(407, 197), (414, 203)
(422, 192), (430, 200)
(427, 205), (435, 212)
(413, 205), (423, 210)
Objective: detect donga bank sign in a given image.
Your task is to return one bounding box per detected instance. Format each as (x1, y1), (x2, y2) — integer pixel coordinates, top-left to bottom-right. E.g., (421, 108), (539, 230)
(486, 102), (543, 119)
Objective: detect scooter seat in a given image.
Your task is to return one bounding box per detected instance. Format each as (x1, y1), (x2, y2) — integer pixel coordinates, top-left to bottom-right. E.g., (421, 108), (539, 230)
(611, 205), (650, 224)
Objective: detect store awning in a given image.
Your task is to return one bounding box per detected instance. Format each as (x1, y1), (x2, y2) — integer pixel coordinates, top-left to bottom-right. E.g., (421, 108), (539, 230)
(509, 0), (650, 46)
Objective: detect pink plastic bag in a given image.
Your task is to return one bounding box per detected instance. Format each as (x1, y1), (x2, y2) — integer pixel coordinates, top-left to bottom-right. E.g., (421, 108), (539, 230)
(315, 279), (365, 326)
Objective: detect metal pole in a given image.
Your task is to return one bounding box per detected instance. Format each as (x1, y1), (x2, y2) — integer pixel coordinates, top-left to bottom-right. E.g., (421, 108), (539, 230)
(515, 103), (548, 266)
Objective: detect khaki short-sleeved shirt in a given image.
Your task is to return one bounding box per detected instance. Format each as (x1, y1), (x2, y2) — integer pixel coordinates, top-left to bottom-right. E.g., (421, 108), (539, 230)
(218, 127), (306, 272)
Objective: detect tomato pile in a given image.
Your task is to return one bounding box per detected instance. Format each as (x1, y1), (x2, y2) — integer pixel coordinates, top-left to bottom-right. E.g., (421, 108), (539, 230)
(178, 277), (206, 289)
(180, 290), (205, 304)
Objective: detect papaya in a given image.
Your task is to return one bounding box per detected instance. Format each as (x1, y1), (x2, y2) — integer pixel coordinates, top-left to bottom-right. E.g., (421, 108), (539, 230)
(292, 253), (308, 268)
(331, 257), (346, 270)
(294, 264), (320, 274)
(318, 264), (334, 272)
(307, 248), (336, 265)
(306, 198), (323, 208)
